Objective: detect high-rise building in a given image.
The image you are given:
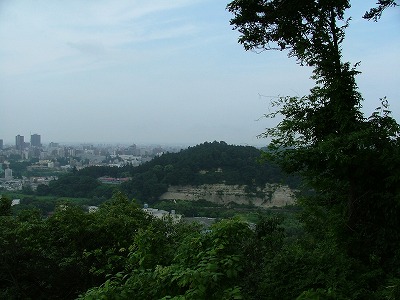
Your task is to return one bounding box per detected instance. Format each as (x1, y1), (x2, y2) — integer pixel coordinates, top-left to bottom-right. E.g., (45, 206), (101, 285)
(4, 168), (13, 180)
(31, 134), (41, 147)
(16, 135), (24, 150)
(0, 139), (3, 150)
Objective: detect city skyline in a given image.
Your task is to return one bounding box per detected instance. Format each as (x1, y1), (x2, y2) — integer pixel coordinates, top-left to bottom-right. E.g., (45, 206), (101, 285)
(1, 1), (399, 146)
(0, 132), (217, 148)
(1, 132), (199, 150)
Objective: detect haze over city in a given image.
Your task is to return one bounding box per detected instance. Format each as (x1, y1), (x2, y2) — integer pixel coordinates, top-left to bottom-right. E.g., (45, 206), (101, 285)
(1, 1), (399, 145)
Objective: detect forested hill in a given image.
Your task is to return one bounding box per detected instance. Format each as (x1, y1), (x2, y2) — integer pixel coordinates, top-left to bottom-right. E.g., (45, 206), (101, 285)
(131, 141), (294, 186)
(38, 141), (298, 203)
(120, 141), (298, 203)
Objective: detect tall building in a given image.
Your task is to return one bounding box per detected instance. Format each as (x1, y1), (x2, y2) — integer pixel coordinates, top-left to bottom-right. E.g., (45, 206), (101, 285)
(16, 135), (24, 150)
(31, 134), (41, 147)
(4, 168), (12, 180)
(0, 139), (3, 150)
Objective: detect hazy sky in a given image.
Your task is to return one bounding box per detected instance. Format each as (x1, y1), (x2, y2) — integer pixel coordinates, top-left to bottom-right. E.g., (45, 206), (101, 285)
(0, 1), (399, 146)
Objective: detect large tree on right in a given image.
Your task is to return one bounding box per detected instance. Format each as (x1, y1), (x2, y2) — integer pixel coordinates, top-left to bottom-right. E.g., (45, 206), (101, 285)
(227, 0), (399, 271)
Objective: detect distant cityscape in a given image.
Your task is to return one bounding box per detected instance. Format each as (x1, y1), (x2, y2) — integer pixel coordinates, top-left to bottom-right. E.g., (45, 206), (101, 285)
(0, 133), (185, 192)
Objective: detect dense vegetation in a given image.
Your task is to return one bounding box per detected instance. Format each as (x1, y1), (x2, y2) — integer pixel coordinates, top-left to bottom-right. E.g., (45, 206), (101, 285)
(227, 0), (400, 296)
(36, 173), (116, 200)
(0, 193), (155, 299)
(2, 190), (396, 300)
(0, 193), (299, 300)
(37, 141), (298, 204)
(0, 193), (305, 300)
(8, 194), (107, 216)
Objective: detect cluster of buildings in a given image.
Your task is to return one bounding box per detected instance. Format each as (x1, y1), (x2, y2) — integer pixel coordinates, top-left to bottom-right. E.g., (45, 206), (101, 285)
(0, 133), (177, 163)
(0, 133), (184, 192)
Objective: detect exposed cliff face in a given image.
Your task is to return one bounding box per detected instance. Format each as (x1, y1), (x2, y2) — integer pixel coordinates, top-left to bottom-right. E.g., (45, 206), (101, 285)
(160, 183), (296, 208)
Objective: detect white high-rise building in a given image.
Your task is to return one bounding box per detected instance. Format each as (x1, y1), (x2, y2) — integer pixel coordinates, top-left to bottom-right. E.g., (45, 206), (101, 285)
(4, 168), (12, 180)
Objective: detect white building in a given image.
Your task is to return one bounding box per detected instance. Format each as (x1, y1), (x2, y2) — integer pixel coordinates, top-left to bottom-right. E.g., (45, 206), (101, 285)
(4, 168), (12, 180)
(143, 206), (182, 222)
(11, 199), (20, 206)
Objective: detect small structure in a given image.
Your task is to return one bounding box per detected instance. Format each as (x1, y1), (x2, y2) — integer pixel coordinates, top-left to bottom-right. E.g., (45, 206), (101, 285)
(11, 199), (20, 206)
(98, 177), (130, 185)
(88, 206), (99, 213)
(4, 168), (12, 180)
(143, 204), (182, 222)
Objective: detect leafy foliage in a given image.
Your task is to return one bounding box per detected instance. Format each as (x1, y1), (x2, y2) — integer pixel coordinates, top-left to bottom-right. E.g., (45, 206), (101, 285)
(36, 173), (117, 199)
(79, 215), (286, 300)
(0, 196), (12, 216)
(0, 193), (152, 299)
(363, 0), (398, 21)
(228, 0), (400, 296)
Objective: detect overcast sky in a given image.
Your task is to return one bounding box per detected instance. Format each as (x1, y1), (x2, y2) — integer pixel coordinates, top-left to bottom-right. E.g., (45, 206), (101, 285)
(0, 1), (399, 146)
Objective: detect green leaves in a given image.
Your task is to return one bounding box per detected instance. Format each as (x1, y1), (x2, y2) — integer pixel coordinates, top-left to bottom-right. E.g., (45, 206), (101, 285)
(363, 0), (398, 21)
(79, 217), (284, 300)
(0, 193), (153, 299)
(227, 0), (350, 67)
(0, 196), (12, 216)
(228, 0), (400, 295)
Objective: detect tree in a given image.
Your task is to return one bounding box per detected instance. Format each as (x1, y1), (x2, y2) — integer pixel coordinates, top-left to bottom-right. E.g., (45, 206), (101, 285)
(363, 0), (398, 21)
(79, 218), (261, 300)
(227, 0), (400, 274)
(0, 192), (153, 300)
(0, 196), (12, 216)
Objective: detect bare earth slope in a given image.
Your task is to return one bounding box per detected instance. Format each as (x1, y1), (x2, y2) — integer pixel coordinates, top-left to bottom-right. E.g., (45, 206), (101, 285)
(160, 183), (295, 207)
